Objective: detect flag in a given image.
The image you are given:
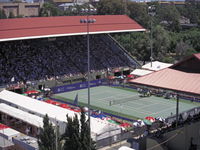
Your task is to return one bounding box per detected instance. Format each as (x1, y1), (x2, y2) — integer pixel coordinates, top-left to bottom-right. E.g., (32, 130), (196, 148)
(11, 77), (15, 82)
(73, 93), (78, 106)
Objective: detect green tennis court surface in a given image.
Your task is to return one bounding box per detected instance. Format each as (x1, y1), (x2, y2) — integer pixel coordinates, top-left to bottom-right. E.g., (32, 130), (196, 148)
(53, 86), (200, 119)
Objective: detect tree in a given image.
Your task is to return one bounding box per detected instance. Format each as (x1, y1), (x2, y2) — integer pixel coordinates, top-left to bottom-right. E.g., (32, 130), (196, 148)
(175, 40), (196, 61)
(132, 32), (151, 64)
(39, 2), (63, 17)
(63, 114), (81, 150)
(156, 4), (181, 31)
(127, 2), (150, 28)
(97, 0), (125, 15)
(0, 9), (7, 19)
(180, 29), (200, 51)
(113, 32), (151, 64)
(185, 0), (200, 25)
(62, 109), (96, 150)
(152, 25), (170, 61)
(38, 114), (56, 150)
(80, 108), (96, 150)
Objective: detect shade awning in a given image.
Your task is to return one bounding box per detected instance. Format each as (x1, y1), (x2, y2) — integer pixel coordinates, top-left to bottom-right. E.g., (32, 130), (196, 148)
(0, 103), (45, 128)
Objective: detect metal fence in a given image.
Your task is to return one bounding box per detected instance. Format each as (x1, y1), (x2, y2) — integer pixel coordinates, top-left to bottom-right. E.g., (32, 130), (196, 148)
(96, 131), (132, 149)
(166, 106), (200, 124)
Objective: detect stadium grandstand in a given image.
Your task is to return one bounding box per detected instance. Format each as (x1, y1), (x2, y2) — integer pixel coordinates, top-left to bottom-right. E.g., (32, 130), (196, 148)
(0, 15), (144, 85)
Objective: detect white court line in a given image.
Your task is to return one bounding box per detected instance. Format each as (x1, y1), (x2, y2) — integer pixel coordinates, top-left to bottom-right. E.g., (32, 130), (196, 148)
(81, 90), (111, 97)
(110, 104), (151, 115)
(147, 97), (179, 106)
(82, 92), (134, 102)
(121, 98), (175, 114)
(116, 98), (150, 108)
(148, 106), (176, 116)
(77, 93), (152, 115)
(137, 101), (172, 109)
(122, 104), (153, 114)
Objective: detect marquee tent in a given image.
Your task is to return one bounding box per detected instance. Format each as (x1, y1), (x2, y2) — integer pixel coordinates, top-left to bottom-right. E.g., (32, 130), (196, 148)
(0, 124), (20, 141)
(130, 69), (153, 77)
(142, 61), (172, 71)
(0, 103), (45, 128)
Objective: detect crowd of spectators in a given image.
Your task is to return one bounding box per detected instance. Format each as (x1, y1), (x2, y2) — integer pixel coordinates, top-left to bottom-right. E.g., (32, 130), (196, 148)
(0, 34), (138, 85)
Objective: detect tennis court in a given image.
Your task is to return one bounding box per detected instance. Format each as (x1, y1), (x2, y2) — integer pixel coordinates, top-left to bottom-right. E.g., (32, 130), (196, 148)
(53, 86), (200, 119)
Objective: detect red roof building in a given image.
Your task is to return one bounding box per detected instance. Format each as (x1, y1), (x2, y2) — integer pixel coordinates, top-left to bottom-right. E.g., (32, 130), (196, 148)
(129, 53), (200, 95)
(0, 15), (145, 42)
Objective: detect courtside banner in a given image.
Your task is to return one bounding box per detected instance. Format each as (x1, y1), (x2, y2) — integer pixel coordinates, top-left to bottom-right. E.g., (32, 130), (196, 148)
(52, 79), (107, 94)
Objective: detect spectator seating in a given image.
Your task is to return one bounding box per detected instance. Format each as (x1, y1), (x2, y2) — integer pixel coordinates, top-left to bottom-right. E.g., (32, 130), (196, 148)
(0, 34), (138, 85)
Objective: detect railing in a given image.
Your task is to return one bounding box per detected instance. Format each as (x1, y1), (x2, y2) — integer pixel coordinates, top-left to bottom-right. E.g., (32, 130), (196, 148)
(107, 34), (141, 68)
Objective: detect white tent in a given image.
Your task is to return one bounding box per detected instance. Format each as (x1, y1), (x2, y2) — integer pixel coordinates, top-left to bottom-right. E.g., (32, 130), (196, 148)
(130, 69), (153, 77)
(91, 118), (121, 140)
(0, 136), (14, 149)
(0, 90), (120, 140)
(142, 61), (172, 71)
(0, 103), (45, 128)
(0, 126), (20, 141)
(0, 90), (76, 120)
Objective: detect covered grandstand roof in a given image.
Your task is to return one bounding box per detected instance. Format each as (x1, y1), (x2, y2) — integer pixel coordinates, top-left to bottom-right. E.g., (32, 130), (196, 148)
(130, 53), (200, 95)
(0, 15), (145, 42)
(130, 68), (200, 95)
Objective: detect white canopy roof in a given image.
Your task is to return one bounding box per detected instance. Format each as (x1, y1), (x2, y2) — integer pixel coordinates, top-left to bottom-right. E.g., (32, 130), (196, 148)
(142, 61), (173, 71)
(0, 127), (20, 141)
(0, 90), (76, 122)
(0, 103), (44, 128)
(131, 69), (153, 76)
(0, 136), (14, 148)
(91, 118), (121, 140)
(0, 90), (120, 136)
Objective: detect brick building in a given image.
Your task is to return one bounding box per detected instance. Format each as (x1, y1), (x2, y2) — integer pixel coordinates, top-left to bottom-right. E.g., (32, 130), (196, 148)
(0, 2), (43, 17)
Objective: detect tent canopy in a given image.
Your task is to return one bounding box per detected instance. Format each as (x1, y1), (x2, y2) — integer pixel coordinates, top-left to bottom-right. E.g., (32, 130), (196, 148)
(142, 61), (172, 71)
(0, 103), (45, 128)
(130, 69), (153, 76)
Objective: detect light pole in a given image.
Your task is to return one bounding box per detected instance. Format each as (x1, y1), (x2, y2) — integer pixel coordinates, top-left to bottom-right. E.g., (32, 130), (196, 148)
(80, 7), (96, 149)
(148, 5), (155, 67)
(176, 93), (179, 128)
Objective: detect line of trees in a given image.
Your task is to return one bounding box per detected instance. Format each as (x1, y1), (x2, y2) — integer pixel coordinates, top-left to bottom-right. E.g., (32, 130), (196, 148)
(98, 0), (200, 63)
(113, 27), (199, 64)
(38, 109), (96, 150)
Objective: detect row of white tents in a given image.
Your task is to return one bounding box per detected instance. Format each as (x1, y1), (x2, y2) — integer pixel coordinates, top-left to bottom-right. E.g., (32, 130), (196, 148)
(0, 90), (121, 141)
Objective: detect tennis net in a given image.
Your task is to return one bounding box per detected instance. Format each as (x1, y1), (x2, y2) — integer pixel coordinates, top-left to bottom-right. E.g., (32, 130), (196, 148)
(109, 95), (142, 106)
